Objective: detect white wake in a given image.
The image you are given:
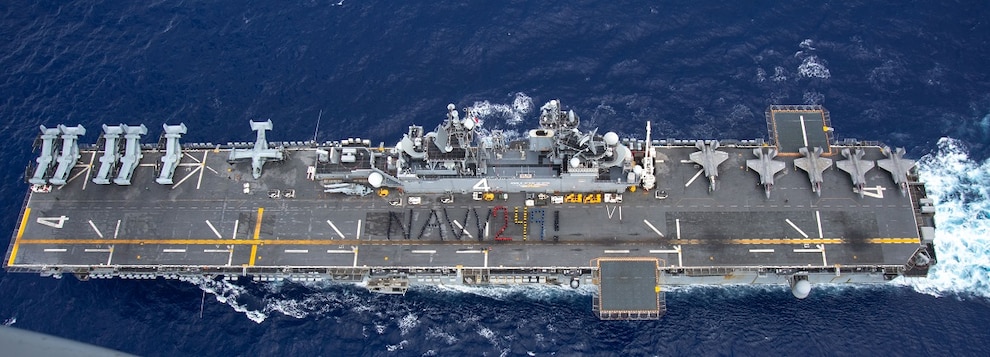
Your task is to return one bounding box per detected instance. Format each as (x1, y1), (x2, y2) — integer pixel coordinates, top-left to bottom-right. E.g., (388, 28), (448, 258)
(470, 92), (533, 127)
(899, 137), (990, 298)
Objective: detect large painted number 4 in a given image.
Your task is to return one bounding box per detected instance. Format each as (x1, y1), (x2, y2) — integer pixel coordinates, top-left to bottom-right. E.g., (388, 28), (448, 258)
(473, 178), (490, 192)
(37, 216), (69, 228)
(860, 186), (885, 199)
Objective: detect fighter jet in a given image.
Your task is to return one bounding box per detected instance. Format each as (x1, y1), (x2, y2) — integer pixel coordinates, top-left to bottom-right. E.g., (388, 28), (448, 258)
(836, 148), (875, 198)
(793, 146), (833, 196)
(228, 120), (286, 179)
(689, 140), (729, 192)
(876, 146), (915, 196)
(746, 147), (787, 199)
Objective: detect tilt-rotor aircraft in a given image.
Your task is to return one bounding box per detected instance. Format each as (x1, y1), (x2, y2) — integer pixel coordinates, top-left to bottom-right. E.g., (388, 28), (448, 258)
(228, 120), (286, 179)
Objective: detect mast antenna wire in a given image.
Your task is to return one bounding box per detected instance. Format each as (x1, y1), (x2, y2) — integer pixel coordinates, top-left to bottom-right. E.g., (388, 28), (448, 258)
(313, 109), (324, 143)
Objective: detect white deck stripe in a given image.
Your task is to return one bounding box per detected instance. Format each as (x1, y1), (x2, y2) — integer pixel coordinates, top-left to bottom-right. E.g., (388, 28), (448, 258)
(88, 220), (104, 238)
(749, 249), (775, 253)
(643, 219), (665, 238)
(196, 151), (208, 189)
(170, 165), (201, 190)
(204, 249), (230, 253)
(109, 219), (120, 265)
(818, 244), (828, 267)
(65, 159), (91, 188)
(184, 152), (201, 163)
(356, 219), (362, 240)
(456, 250), (483, 253)
(85, 248), (111, 253)
(785, 219), (809, 238)
(81, 152), (94, 190)
(411, 250), (436, 254)
(603, 249), (630, 254)
(800, 115), (809, 147)
(684, 169), (704, 187)
(452, 220), (474, 239)
(43, 248), (67, 252)
(163, 249), (186, 253)
(284, 249), (309, 253)
(793, 248), (822, 253)
(327, 220), (346, 239)
(649, 249), (679, 254)
(205, 220), (222, 239)
(326, 249), (352, 254)
(815, 211), (824, 238)
(675, 219), (681, 239)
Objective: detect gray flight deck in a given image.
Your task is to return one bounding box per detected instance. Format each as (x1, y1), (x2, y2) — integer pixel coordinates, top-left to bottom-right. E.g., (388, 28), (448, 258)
(5, 104), (937, 320)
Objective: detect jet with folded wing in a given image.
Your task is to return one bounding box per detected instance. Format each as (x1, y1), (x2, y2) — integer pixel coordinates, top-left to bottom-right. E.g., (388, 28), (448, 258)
(793, 146), (833, 196)
(836, 148), (875, 198)
(876, 146), (915, 196)
(689, 140), (730, 192)
(746, 147), (786, 199)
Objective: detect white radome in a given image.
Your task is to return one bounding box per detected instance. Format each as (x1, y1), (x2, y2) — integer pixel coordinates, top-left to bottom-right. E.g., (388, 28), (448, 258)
(603, 132), (619, 146)
(368, 172), (384, 188)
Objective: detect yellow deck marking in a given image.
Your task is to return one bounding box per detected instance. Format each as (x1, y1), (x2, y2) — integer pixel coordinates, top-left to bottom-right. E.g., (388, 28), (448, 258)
(15, 236), (920, 246)
(248, 208), (264, 266)
(866, 238), (920, 244)
(7, 208), (32, 265)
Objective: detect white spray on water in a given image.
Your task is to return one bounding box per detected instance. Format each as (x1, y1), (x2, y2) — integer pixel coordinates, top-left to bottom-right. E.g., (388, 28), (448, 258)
(897, 137), (990, 298)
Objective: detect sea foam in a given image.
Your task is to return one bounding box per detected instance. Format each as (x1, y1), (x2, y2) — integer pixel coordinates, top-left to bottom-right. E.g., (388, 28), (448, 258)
(797, 55), (831, 79)
(470, 92), (533, 127)
(898, 137), (990, 298)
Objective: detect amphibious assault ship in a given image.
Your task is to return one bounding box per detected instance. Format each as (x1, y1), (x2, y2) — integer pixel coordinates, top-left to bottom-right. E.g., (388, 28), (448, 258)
(4, 100), (936, 320)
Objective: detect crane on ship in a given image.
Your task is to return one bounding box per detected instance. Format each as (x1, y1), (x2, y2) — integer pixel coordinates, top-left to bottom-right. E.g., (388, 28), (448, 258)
(641, 121), (656, 191)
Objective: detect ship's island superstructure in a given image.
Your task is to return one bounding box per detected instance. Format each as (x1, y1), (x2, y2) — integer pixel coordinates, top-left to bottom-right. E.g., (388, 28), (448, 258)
(4, 100), (937, 320)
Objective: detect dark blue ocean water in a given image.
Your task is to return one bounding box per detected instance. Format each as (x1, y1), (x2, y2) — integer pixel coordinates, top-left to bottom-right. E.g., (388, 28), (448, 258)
(2, 1), (989, 356)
